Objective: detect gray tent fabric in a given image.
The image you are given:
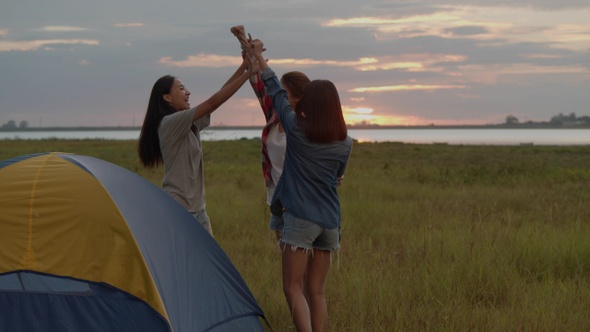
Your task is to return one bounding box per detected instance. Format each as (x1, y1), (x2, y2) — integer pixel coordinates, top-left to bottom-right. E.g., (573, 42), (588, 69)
(0, 153), (269, 331)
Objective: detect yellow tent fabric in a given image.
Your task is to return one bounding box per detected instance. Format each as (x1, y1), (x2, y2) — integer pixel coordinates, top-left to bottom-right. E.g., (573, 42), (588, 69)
(0, 153), (168, 322)
(0, 152), (266, 331)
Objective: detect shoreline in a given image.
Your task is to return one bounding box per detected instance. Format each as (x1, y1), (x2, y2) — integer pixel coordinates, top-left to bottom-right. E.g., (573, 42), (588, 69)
(1, 124), (589, 132)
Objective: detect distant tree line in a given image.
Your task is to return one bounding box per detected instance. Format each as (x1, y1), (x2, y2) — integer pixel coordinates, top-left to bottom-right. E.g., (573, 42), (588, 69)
(1, 120), (28, 129)
(2, 113), (589, 130)
(504, 112), (590, 128)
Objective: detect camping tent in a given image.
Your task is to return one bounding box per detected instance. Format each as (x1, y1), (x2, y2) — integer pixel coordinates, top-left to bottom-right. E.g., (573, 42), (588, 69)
(0, 152), (268, 331)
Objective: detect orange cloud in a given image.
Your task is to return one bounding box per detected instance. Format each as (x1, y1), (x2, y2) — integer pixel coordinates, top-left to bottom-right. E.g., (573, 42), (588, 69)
(323, 6), (590, 51)
(113, 23), (144, 28)
(0, 39), (99, 52)
(159, 52), (466, 74)
(159, 53), (243, 68)
(350, 84), (467, 93)
(356, 54), (466, 72)
(519, 53), (563, 59)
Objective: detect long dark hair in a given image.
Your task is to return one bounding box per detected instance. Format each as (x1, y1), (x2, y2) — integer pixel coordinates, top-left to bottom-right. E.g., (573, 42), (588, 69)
(138, 75), (177, 168)
(296, 80), (348, 144)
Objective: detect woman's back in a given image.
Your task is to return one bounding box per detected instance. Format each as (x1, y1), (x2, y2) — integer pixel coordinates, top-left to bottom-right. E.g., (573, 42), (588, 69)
(275, 118), (352, 229)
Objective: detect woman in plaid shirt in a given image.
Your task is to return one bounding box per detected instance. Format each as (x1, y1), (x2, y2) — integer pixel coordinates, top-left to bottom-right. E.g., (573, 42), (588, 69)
(232, 26), (310, 241)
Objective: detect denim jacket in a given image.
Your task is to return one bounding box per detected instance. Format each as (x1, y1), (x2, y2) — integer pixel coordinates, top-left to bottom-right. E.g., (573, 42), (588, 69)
(261, 67), (353, 229)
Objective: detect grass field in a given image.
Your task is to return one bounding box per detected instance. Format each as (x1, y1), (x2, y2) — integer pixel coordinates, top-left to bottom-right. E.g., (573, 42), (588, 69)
(1, 139), (590, 331)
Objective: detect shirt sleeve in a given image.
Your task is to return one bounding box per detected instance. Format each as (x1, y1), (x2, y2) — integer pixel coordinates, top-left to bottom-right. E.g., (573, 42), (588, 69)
(159, 108), (198, 147)
(194, 113), (210, 132)
(250, 72), (275, 122)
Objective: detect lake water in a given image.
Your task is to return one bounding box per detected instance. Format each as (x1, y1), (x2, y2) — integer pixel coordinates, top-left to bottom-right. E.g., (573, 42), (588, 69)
(0, 128), (589, 146)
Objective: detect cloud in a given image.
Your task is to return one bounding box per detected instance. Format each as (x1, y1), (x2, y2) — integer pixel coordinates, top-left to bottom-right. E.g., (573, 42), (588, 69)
(39, 26), (89, 32)
(158, 53), (379, 69)
(0, 39), (99, 52)
(350, 84), (468, 93)
(1, 0), (589, 128)
(159, 53), (243, 68)
(113, 23), (144, 28)
(425, 0), (590, 10)
(353, 54), (467, 72)
(456, 63), (590, 84)
(544, 24), (590, 51)
(519, 53), (564, 59)
(323, 5), (590, 51)
(158, 52), (467, 74)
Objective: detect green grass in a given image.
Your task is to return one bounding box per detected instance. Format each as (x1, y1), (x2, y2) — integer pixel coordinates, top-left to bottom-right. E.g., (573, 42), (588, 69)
(1, 139), (590, 331)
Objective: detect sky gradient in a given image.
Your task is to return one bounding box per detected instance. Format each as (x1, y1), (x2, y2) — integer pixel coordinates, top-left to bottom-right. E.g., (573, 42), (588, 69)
(1, 0), (589, 127)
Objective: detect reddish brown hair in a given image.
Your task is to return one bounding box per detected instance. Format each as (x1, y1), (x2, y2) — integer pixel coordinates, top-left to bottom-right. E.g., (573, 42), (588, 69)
(280, 71), (310, 100)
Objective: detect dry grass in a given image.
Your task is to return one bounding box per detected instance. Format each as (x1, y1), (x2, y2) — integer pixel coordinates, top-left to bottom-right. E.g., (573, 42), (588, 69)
(2, 139), (590, 331)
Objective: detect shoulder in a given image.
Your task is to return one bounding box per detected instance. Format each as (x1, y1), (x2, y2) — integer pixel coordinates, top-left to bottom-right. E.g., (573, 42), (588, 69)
(346, 135), (353, 146)
(161, 108), (196, 126)
(344, 136), (354, 151)
(159, 109), (197, 142)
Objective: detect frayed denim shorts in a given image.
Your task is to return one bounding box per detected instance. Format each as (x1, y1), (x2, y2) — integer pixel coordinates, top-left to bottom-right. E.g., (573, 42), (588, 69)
(280, 212), (340, 251)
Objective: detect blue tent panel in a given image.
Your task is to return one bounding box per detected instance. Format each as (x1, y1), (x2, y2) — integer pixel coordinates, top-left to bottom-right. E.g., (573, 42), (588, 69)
(0, 272), (169, 331)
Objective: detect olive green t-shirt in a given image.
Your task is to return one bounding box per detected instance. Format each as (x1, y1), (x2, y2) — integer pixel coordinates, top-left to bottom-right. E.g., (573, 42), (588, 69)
(158, 107), (210, 213)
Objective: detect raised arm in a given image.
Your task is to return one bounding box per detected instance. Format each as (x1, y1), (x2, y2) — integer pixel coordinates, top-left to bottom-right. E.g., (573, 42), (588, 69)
(192, 56), (253, 121)
(232, 26), (274, 122)
(251, 39), (298, 133)
(221, 56), (249, 89)
(252, 40), (269, 72)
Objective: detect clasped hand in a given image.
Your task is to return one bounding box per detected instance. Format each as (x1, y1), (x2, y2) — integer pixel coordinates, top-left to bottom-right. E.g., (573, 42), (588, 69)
(231, 25), (266, 72)
(243, 37), (265, 63)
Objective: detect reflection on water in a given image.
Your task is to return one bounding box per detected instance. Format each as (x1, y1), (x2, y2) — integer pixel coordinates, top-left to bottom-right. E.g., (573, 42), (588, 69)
(349, 128), (590, 145)
(0, 128), (589, 145)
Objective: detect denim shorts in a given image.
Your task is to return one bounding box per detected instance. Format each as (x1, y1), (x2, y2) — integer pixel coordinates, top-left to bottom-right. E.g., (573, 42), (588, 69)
(280, 212), (340, 251)
(269, 213), (284, 231)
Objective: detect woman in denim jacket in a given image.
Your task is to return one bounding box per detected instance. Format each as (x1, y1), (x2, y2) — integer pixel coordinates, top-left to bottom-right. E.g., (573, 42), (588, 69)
(232, 25), (313, 241)
(251, 39), (353, 332)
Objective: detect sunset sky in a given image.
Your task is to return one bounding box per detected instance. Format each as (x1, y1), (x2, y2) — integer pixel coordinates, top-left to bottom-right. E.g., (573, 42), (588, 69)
(1, 0), (589, 127)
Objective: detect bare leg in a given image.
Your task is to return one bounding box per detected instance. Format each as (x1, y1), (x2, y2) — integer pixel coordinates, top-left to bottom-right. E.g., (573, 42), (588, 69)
(282, 246), (312, 332)
(306, 249), (331, 332)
